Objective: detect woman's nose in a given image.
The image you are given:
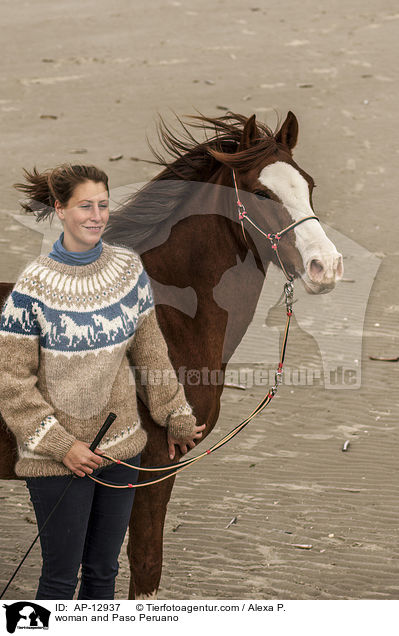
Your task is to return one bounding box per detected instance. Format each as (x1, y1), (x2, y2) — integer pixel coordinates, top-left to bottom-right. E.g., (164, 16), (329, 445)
(90, 204), (102, 220)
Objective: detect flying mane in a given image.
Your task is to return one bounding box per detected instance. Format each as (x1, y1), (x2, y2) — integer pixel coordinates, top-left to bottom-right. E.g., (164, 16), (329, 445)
(104, 113), (279, 250)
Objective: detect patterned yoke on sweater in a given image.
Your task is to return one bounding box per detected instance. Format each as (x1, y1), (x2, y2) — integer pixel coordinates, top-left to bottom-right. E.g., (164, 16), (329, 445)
(0, 242), (196, 477)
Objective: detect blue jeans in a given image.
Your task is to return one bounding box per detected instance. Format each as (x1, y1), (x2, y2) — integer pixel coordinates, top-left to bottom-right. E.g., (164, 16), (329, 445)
(25, 454), (140, 600)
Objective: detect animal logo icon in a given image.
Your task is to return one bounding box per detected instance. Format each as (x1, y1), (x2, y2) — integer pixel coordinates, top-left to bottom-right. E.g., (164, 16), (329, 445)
(2, 602), (50, 633)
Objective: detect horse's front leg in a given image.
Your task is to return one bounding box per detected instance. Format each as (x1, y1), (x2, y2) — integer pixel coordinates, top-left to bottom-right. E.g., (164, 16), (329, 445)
(127, 475), (176, 599)
(126, 381), (216, 599)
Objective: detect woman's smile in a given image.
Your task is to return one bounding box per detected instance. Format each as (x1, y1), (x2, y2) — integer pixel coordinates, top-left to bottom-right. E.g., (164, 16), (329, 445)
(84, 225), (103, 232)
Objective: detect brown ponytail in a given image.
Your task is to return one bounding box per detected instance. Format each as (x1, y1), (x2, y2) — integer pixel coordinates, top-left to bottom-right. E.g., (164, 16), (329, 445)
(13, 164), (109, 222)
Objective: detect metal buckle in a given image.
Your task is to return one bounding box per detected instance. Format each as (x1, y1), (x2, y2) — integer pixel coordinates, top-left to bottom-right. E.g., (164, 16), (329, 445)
(284, 281), (294, 309)
(275, 369), (283, 386)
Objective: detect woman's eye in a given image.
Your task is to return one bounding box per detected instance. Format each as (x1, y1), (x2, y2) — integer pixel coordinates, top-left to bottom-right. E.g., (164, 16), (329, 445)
(80, 204), (108, 209)
(254, 190), (271, 200)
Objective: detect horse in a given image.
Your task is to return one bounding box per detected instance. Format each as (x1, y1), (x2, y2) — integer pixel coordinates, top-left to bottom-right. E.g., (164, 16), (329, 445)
(1, 295), (31, 331)
(92, 312), (127, 340)
(0, 111), (343, 598)
(58, 313), (97, 347)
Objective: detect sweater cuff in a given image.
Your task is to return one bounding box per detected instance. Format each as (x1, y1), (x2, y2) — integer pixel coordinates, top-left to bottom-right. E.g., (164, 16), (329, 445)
(167, 404), (197, 440)
(25, 415), (77, 463)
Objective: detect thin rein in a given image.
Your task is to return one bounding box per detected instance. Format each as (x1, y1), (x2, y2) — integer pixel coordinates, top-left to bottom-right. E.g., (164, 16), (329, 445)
(87, 169), (320, 490)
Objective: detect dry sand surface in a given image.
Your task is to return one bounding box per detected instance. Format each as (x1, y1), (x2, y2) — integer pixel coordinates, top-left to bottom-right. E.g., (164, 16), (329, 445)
(1, 0), (399, 601)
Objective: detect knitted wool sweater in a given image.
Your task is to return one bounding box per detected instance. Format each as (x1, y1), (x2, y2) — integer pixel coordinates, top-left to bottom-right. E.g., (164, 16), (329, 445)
(0, 242), (197, 477)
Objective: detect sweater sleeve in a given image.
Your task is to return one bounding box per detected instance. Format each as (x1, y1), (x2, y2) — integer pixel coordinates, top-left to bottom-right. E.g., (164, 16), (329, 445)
(0, 288), (76, 462)
(126, 268), (197, 440)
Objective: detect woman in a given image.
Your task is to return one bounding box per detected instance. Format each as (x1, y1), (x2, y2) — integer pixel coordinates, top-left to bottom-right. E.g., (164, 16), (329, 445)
(0, 164), (204, 600)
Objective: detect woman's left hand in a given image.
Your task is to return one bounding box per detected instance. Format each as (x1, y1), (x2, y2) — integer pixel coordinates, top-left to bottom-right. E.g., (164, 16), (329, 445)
(167, 423), (206, 460)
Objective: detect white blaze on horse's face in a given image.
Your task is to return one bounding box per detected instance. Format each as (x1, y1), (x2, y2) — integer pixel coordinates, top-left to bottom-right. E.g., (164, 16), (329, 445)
(258, 161), (344, 293)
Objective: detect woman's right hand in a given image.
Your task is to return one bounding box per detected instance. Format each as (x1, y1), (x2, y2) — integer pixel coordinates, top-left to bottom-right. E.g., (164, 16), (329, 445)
(62, 440), (104, 477)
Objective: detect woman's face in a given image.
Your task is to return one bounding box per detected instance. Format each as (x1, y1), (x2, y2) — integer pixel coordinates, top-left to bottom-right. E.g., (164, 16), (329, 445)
(55, 180), (109, 252)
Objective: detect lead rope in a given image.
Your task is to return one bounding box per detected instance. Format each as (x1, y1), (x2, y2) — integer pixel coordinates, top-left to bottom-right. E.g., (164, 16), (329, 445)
(88, 281), (294, 489)
(87, 169), (320, 490)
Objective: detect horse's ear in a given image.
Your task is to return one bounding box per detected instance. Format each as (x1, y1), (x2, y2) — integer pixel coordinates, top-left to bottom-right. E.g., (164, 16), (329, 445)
(238, 114), (258, 151)
(207, 114), (258, 166)
(275, 111), (298, 152)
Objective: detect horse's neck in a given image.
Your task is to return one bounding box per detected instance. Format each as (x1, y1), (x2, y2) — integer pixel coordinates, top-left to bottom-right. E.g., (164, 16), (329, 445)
(142, 210), (267, 369)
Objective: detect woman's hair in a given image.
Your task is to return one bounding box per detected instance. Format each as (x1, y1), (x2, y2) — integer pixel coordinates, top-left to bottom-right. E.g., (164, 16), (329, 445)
(13, 164), (109, 222)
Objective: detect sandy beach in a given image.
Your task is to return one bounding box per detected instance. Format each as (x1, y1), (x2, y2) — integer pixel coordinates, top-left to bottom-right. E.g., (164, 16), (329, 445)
(0, 0), (398, 601)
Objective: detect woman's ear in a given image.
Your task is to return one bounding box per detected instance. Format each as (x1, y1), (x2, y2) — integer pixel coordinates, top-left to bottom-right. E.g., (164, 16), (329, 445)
(54, 200), (64, 220)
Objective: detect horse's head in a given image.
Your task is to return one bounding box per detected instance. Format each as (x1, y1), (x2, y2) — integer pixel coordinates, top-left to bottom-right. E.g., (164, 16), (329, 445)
(212, 112), (343, 294)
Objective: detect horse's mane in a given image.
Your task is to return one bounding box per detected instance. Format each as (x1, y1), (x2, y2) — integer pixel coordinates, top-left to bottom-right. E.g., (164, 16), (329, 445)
(104, 113), (278, 250)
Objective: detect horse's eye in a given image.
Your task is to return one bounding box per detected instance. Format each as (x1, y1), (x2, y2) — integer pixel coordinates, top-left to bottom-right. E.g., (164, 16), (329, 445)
(254, 190), (271, 200)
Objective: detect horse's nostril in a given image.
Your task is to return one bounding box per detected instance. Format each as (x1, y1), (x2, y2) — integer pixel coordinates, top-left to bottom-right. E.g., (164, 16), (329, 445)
(309, 259), (324, 281)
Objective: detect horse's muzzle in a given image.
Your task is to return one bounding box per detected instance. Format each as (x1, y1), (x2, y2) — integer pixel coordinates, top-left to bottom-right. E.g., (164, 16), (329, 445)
(302, 252), (344, 294)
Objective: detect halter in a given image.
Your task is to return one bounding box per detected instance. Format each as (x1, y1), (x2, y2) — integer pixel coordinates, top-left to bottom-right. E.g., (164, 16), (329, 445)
(231, 168), (320, 282)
